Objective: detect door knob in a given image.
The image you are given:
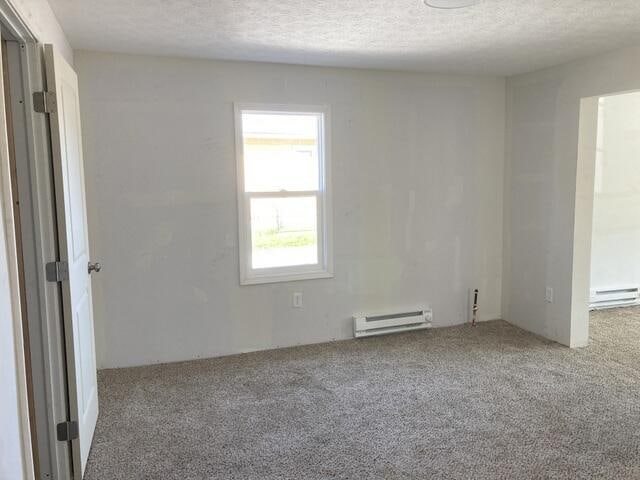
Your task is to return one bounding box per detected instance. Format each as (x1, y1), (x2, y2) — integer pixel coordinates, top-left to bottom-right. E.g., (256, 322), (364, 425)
(88, 262), (102, 274)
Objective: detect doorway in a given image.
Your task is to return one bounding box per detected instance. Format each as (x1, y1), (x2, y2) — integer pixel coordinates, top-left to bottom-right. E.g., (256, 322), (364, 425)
(0, 28), (74, 480)
(573, 90), (640, 347)
(589, 92), (640, 310)
(0, 6), (101, 477)
(588, 92), (640, 347)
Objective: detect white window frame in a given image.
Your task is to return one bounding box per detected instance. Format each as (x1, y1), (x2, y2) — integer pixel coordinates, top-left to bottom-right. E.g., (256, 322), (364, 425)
(234, 103), (333, 285)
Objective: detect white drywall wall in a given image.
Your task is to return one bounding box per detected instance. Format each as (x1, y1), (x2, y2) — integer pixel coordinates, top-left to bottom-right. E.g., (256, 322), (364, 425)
(75, 51), (505, 368)
(9, 0), (72, 63)
(504, 43), (640, 347)
(590, 92), (640, 292)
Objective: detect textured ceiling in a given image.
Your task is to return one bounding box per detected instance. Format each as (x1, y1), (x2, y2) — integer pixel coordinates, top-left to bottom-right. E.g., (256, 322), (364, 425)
(49, 0), (640, 75)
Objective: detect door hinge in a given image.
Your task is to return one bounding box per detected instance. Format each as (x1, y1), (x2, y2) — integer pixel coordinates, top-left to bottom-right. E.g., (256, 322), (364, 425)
(56, 421), (79, 442)
(46, 261), (69, 282)
(33, 91), (57, 113)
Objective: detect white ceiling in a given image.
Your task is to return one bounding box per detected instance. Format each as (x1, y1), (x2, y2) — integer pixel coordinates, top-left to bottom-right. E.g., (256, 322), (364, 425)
(49, 0), (640, 76)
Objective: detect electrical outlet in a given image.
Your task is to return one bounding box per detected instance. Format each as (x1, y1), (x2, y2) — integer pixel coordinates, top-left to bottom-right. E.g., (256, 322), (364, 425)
(545, 286), (554, 303)
(293, 292), (303, 308)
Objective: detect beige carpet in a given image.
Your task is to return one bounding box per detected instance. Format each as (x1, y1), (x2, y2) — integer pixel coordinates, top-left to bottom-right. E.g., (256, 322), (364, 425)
(86, 308), (640, 479)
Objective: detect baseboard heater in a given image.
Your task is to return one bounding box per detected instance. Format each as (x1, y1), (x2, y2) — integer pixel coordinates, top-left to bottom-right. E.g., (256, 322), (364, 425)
(589, 286), (640, 310)
(353, 308), (433, 338)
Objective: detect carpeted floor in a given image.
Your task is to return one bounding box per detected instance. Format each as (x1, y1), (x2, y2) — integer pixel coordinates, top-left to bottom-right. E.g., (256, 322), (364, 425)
(86, 308), (640, 480)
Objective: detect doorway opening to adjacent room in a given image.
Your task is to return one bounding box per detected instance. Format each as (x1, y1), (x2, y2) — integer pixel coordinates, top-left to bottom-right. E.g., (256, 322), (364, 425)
(0, 13), (74, 479)
(0, 3), (100, 479)
(573, 90), (640, 347)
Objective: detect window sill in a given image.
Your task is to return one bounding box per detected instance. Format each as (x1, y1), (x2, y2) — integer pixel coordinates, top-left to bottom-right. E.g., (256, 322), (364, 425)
(240, 269), (333, 285)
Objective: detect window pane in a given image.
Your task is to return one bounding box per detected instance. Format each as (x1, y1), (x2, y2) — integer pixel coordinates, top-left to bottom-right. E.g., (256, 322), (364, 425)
(250, 196), (318, 269)
(242, 112), (320, 192)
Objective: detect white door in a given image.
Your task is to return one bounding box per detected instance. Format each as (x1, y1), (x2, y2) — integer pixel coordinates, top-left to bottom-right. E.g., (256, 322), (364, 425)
(44, 44), (98, 479)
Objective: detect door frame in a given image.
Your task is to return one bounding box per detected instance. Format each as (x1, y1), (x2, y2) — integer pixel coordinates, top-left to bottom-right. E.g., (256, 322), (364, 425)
(0, 31), (33, 480)
(0, 1), (73, 479)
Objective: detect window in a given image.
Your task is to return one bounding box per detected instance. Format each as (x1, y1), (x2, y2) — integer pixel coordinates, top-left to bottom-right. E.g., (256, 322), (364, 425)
(235, 104), (332, 284)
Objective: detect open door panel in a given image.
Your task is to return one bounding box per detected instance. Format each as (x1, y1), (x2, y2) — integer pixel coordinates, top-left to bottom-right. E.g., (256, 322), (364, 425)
(43, 43), (98, 479)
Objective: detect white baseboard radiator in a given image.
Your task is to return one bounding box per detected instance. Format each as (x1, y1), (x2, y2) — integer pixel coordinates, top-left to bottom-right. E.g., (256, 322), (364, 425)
(589, 286), (640, 310)
(353, 308), (433, 338)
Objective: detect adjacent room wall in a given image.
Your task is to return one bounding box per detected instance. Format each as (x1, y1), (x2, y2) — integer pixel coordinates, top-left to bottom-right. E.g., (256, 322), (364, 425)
(590, 92), (640, 292)
(75, 51), (505, 368)
(503, 44), (640, 347)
